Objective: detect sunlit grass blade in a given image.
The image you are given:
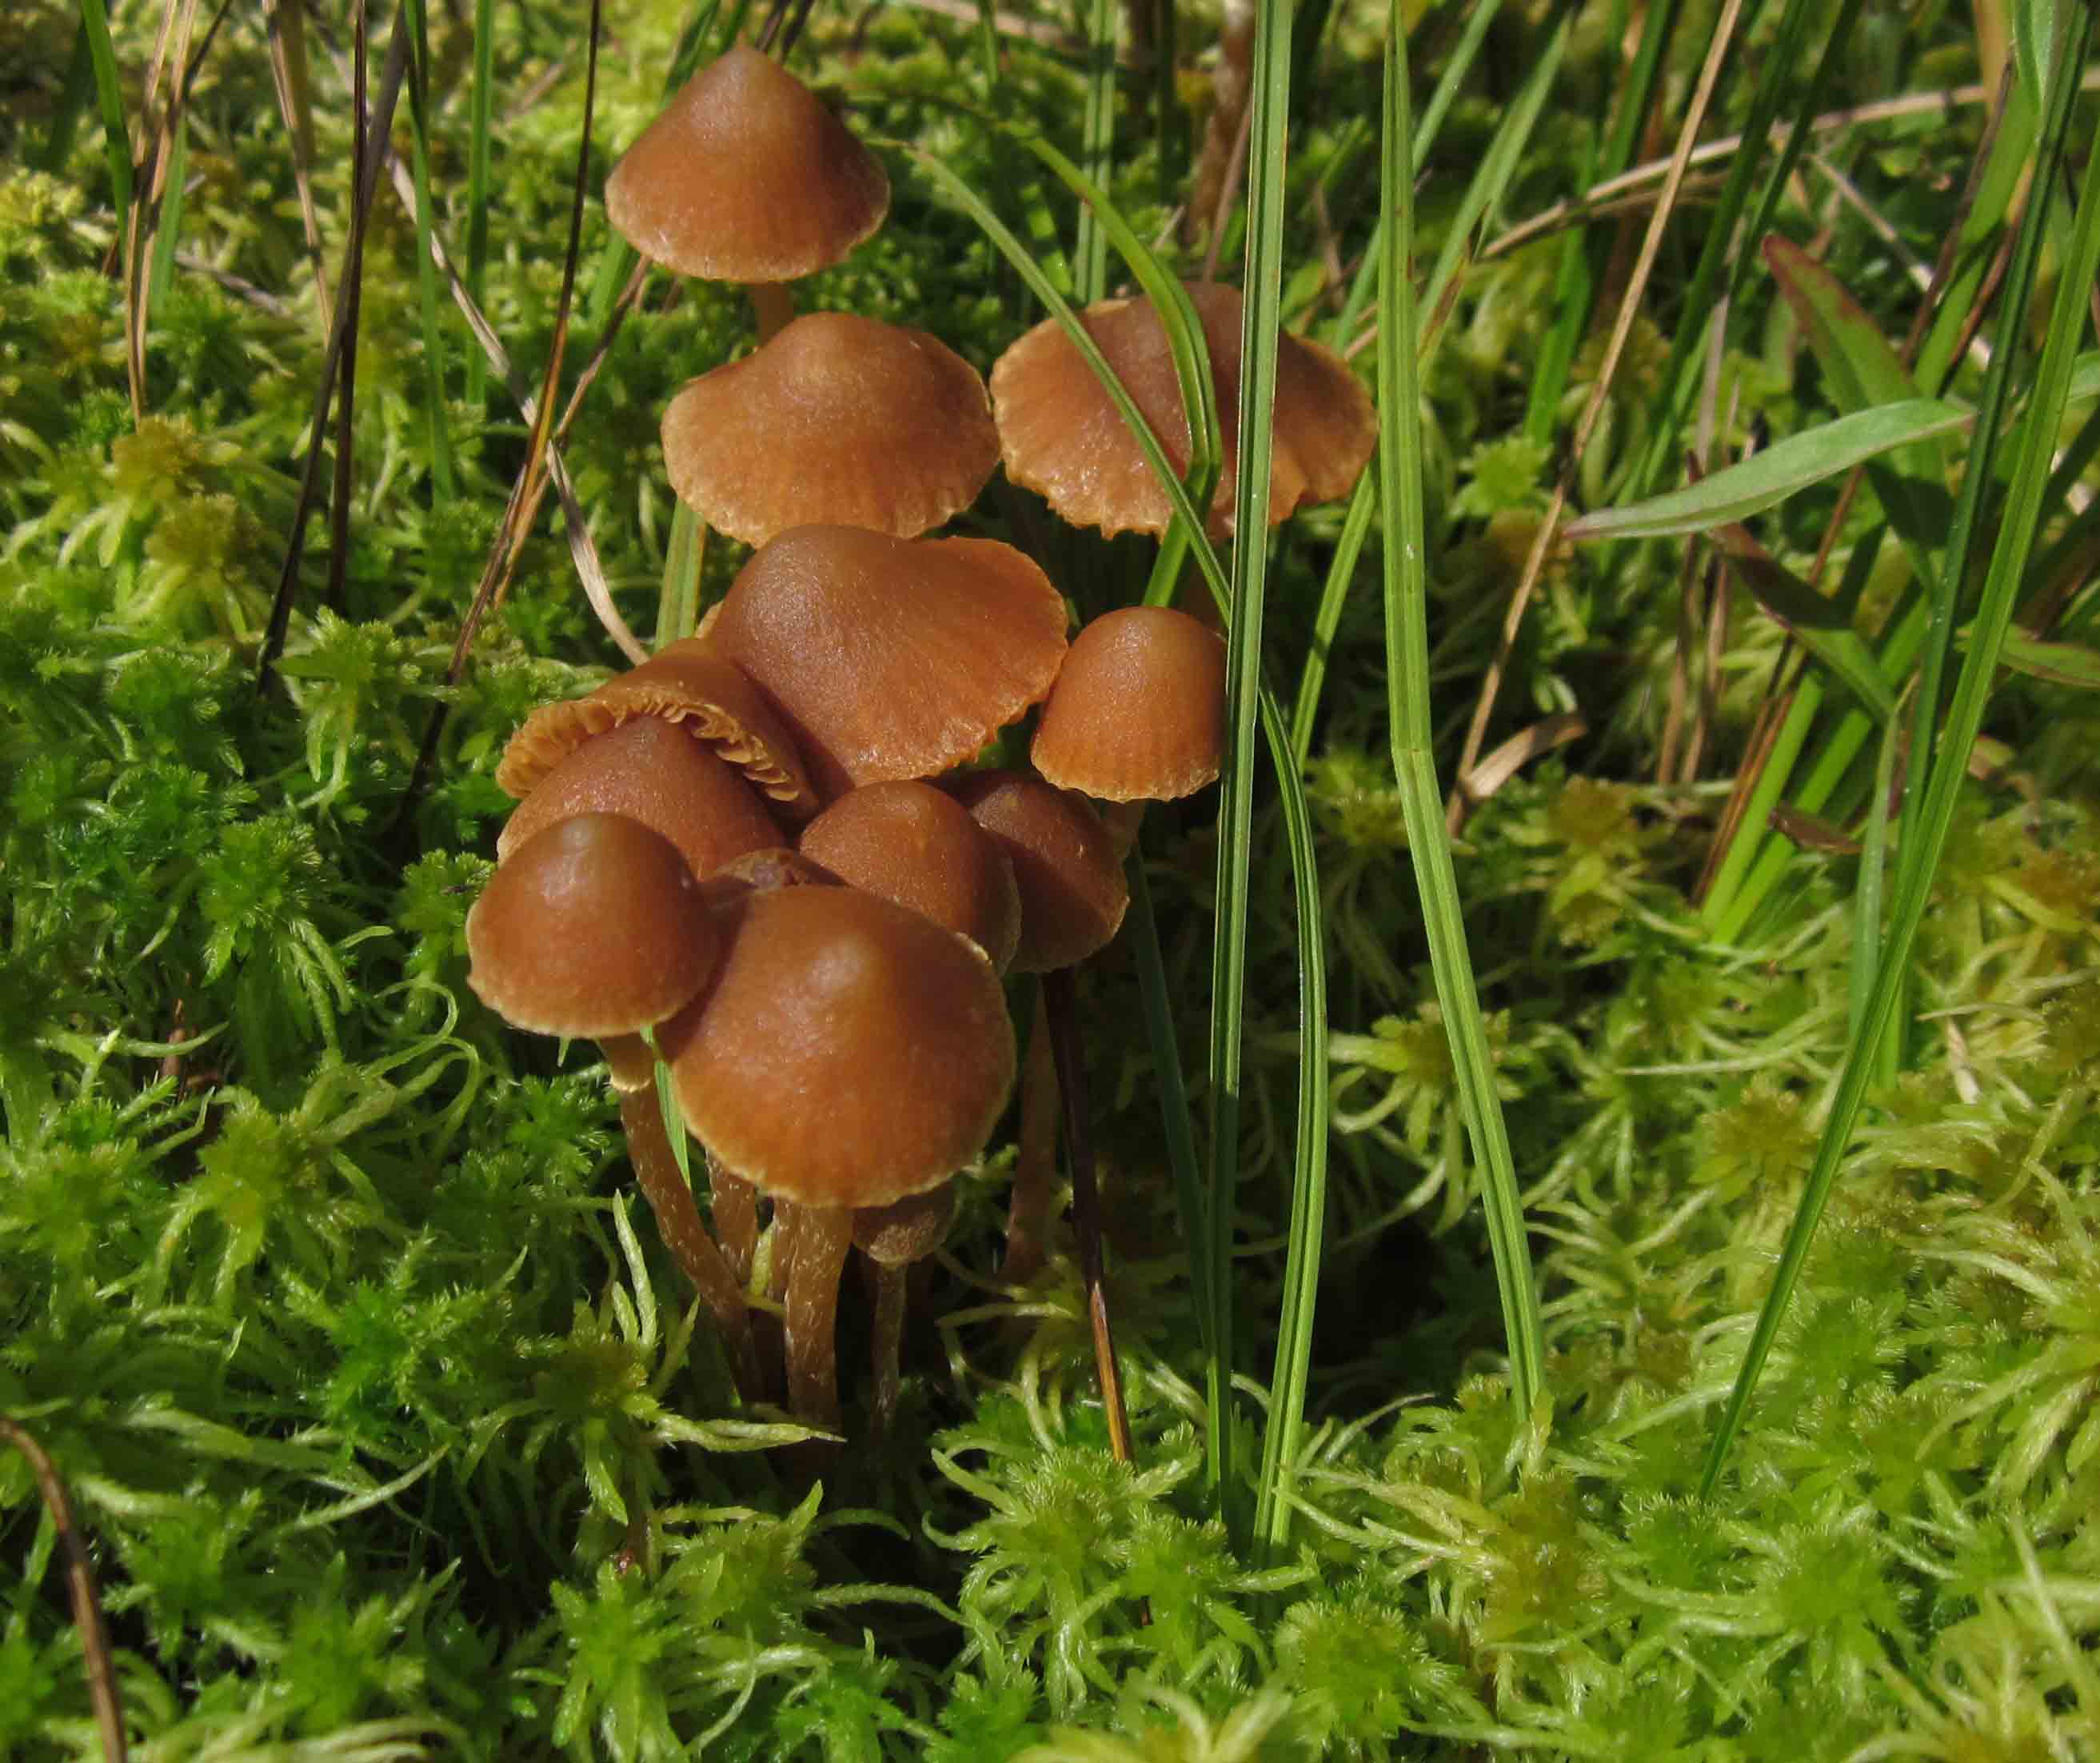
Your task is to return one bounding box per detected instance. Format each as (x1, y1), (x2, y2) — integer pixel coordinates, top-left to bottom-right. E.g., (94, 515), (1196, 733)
(1700, 11), (2100, 1495)
(76, 0), (133, 249)
(1288, 470), (1376, 762)
(658, 504), (706, 648)
(401, 0), (456, 498)
(1073, 0), (1116, 304)
(1375, 0), (1543, 1423)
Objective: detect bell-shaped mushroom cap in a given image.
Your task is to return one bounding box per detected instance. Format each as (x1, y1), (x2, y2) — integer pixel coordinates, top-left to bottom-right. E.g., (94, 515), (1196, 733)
(662, 313), (1000, 546)
(661, 886), (1015, 1209)
(495, 638), (818, 819)
(604, 46), (888, 284)
(699, 845), (838, 909)
(497, 714), (786, 880)
(1031, 606), (1228, 802)
(990, 280), (1375, 537)
(797, 779), (1022, 972)
(707, 526), (1070, 802)
(946, 770), (1129, 972)
(467, 814), (720, 1037)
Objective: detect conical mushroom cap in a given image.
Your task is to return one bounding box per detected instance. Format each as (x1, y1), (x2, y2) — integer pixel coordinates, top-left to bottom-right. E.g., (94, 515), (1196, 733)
(663, 313), (1000, 546)
(946, 770), (1128, 972)
(706, 526), (1070, 802)
(497, 714), (785, 880)
(1031, 606), (1227, 802)
(990, 280), (1375, 537)
(495, 638), (818, 819)
(468, 814), (720, 1038)
(661, 886), (1015, 1209)
(797, 779), (1022, 972)
(604, 46), (888, 283)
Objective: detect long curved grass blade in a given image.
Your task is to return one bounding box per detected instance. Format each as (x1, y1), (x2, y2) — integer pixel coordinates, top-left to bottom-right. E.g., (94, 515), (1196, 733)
(401, 0), (456, 498)
(1700, 11), (2100, 1496)
(1564, 400), (1970, 541)
(76, 0), (133, 247)
(466, 0), (497, 405)
(1073, 0), (1116, 304)
(1288, 470), (1377, 762)
(1375, 0), (1543, 1422)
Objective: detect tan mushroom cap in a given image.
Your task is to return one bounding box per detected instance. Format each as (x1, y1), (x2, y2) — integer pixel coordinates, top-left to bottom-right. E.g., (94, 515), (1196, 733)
(467, 814), (720, 1038)
(706, 526), (1070, 802)
(990, 279), (1375, 537)
(797, 780), (1022, 972)
(661, 886), (1016, 1209)
(946, 770), (1129, 972)
(495, 638), (818, 819)
(852, 1184), (957, 1265)
(604, 46), (888, 284)
(663, 313), (1000, 546)
(496, 714), (785, 880)
(1032, 606), (1228, 802)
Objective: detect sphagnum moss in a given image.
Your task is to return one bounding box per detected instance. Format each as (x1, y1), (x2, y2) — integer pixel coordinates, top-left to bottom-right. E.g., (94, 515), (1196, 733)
(8, 0), (2100, 1757)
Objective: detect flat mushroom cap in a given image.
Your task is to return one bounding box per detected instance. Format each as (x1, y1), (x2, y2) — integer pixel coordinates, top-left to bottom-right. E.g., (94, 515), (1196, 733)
(661, 886), (1015, 1209)
(946, 770), (1129, 972)
(797, 779), (1022, 972)
(497, 714), (785, 881)
(663, 313), (1000, 546)
(706, 526), (1070, 802)
(1032, 606), (1228, 802)
(604, 46), (888, 284)
(467, 814), (720, 1038)
(495, 638), (818, 819)
(990, 280), (1375, 537)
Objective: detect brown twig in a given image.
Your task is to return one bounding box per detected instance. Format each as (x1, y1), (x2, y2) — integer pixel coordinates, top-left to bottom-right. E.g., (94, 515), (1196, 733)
(0, 1417), (128, 1763)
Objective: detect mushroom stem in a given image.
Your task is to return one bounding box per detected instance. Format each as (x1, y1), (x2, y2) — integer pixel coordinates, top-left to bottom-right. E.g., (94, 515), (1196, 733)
(1000, 990), (1059, 1285)
(614, 1080), (761, 1397)
(708, 1152), (762, 1289)
(748, 281), (796, 342)
(868, 1263), (908, 1439)
(854, 1185), (956, 1440)
(781, 1201), (854, 1430)
(1042, 965), (1133, 1464)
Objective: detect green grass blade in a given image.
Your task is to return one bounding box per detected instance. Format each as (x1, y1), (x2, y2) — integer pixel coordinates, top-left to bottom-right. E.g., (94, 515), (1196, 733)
(76, 0), (132, 246)
(1700, 11), (2100, 1496)
(1566, 400), (1970, 541)
(1073, 0), (1116, 304)
(657, 503), (706, 648)
(38, 22), (96, 170)
(146, 125), (187, 311)
(1288, 470), (1377, 762)
(1375, 2), (1543, 1424)
(466, 0), (496, 406)
(402, 0), (456, 499)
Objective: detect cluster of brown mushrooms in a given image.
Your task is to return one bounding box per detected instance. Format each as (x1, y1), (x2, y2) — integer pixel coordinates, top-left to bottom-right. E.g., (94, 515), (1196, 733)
(464, 44), (1375, 1437)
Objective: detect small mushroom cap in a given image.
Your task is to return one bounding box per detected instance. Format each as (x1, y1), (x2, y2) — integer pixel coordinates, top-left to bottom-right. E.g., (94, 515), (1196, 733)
(700, 845), (839, 909)
(497, 715), (786, 880)
(662, 313), (1000, 546)
(852, 1183), (957, 1265)
(661, 886), (1016, 1209)
(708, 526), (1070, 802)
(990, 279), (1375, 537)
(945, 770), (1129, 972)
(604, 46), (888, 283)
(495, 638), (817, 819)
(467, 814), (720, 1037)
(1032, 606), (1227, 802)
(797, 780), (1022, 971)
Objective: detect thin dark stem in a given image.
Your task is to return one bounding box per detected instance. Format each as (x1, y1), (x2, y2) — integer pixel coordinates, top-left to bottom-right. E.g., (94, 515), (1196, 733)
(0, 1417), (127, 1763)
(1042, 965), (1132, 1463)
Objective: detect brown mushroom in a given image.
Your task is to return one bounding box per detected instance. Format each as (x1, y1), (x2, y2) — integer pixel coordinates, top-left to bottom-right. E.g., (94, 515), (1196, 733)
(796, 780), (1021, 972)
(944, 770), (1129, 975)
(465, 815), (757, 1387)
(1031, 606), (1228, 802)
(706, 526), (1070, 802)
(852, 1185), (958, 1437)
(990, 279), (1375, 538)
(661, 313), (1000, 546)
(604, 45), (888, 338)
(659, 885), (1015, 1427)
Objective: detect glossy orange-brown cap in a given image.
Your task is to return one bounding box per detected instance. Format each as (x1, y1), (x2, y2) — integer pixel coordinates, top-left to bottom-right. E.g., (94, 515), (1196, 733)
(946, 770), (1128, 972)
(604, 46), (888, 284)
(661, 886), (1016, 1208)
(467, 814), (719, 1037)
(1031, 606), (1228, 802)
(707, 526), (1070, 802)
(497, 715), (785, 880)
(797, 780), (1022, 972)
(990, 280), (1375, 537)
(662, 313), (999, 546)
(495, 638), (818, 819)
